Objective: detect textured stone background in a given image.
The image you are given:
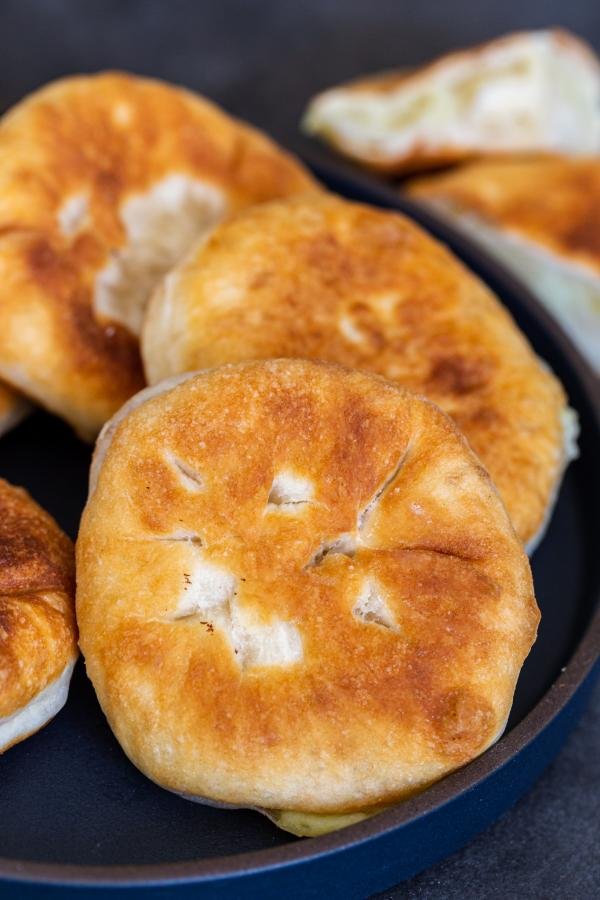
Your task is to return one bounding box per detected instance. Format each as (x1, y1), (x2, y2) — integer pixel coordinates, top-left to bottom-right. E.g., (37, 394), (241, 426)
(1, 2), (598, 897)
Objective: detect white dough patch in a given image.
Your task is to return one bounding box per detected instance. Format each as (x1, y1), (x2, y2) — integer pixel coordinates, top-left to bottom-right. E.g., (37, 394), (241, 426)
(232, 617), (304, 669)
(171, 559), (303, 669)
(307, 533), (357, 567)
(525, 405), (580, 555)
(562, 407), (580, 465)
(174, 560), (237, 619)
(164, 451), (204, 493)
(353, 578), (397, 631)
(371, 293), (398, 317)
(153, 529), (203, 545)
(267, 471), (314, 509)
(58, 194), (89, 237)
(94, 174), (227, 334)
(0, 660), (76, 752)
(338, 314), (366, 346)
(305, 31), (600, 162)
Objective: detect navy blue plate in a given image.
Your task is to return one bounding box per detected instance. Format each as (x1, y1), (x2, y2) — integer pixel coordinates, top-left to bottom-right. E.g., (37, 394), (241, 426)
(0, 162), (598, 899)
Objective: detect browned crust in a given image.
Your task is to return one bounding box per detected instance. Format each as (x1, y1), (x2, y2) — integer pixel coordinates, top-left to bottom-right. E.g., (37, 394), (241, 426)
(142, 193), (568, 547)
(77, 359), (538, 813)
(408, 157), (600, 275)
(0, 72), (318, 439)
(0, 479), (76, 724)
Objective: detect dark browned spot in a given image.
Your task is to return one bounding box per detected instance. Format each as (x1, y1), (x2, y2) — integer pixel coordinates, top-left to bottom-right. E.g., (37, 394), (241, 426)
(431, 688), (496, 761)
(27, 238), (61, 282)
(561, 209), (600, 258)
(249, 270), (273, 291)
(94, 169), (122, 202)
(464, 405), (502, 428)
(66, 299), (144, 391)
(0, 532), (44, 568)
(428, 355), (491, 395)
(302, 234), (352, 284)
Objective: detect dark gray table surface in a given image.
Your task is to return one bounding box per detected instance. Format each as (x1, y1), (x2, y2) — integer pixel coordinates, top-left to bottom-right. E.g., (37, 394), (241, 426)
(1, 2), (599, 897)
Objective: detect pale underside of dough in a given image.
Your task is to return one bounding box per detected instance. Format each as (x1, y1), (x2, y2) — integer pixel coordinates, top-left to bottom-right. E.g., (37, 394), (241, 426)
(417, 204), (600, 375)
(526, 407), (579, 556)
(304, 31), (600, 170)
(0, 660), (75, 753)
(174, 708), (511, 837)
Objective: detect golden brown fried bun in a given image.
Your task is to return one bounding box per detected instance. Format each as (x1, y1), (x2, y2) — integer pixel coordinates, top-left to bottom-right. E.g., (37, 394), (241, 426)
(409, 157), (600, 372)
(0, 479), (77, 753)
(77, 360), (539, 835)
(0, 72), (318, 440)
(142, 194), (573, 551)
(0, 383), (30, 439)
(303, 30), (600, 173)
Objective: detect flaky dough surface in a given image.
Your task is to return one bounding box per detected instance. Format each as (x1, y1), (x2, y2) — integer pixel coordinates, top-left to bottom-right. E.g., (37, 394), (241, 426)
(0, 72), (317, 439)
(77, 360), (538, 814)
(0, 479), (76, 752)
(142, 193), (569, 548)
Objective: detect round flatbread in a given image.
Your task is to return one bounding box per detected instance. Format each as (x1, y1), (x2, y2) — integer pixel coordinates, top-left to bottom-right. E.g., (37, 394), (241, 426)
(0, 479), (77, 753)
(142, 193), (573, 550)
(77, 359), (538, 835)
(0, 72), (318, 439)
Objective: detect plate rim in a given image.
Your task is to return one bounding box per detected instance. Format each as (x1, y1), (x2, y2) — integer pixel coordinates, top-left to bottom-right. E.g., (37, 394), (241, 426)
(1, 160), (599, 889)
(2, 612), (599, 889)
